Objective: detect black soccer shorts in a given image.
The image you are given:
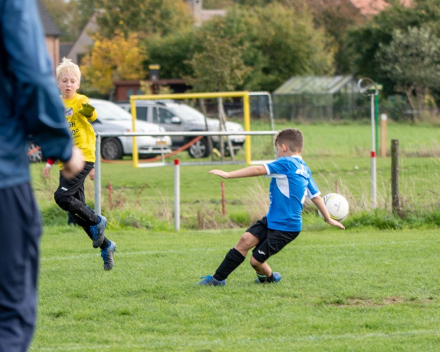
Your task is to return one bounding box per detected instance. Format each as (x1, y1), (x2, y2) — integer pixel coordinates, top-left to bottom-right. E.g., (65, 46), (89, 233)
(248, 216), (300, 263)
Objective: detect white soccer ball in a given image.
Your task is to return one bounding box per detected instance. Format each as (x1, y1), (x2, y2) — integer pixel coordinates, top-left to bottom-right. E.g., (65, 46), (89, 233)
(320, 193), (349, 222)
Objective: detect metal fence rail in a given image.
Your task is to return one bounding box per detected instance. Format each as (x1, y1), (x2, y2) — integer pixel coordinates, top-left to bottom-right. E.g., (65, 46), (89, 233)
(94, 130), (279, 215)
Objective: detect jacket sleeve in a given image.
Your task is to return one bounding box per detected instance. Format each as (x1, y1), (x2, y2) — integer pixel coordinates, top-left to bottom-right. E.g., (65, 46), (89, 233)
(46, 158), (56, 166)
(1, 0), (73, 162)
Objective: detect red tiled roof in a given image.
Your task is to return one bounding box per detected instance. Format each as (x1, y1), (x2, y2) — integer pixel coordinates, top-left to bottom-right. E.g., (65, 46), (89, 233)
(350, 0), (412, 16)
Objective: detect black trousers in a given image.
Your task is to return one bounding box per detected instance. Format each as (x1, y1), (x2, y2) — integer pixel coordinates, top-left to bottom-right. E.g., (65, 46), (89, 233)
(54, 162), (97, 227)
(0, 183), (41, 352)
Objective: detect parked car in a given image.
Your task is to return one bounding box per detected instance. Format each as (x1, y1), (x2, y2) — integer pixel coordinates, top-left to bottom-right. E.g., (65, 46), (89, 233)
(116, 100), (245, 158)
(90, 99), (171, 160)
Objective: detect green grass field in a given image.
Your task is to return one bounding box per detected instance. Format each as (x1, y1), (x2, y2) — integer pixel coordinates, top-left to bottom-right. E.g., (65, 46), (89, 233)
(29, 121), (440, 351)
(31, 226), (440, 351)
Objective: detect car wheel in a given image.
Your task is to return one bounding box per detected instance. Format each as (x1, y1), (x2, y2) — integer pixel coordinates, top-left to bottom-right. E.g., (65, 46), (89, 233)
(28, 142), (42, 163)
(101, 138), (123, 160)
(188, 137), (210, 158)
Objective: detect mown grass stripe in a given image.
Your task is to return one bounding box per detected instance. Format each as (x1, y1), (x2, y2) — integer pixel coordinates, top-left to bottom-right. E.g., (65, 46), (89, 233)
(32, 329), (440, 351)
(40, 239), (439, 262)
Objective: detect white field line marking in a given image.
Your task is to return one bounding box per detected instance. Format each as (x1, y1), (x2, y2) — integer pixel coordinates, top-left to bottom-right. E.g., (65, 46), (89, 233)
(40, 239), (439, 262)
(31, 329), (440, 351)
(41, 247), (224, 261)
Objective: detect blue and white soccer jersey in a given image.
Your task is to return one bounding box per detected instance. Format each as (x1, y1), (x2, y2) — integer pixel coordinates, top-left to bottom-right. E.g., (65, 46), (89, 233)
(264, 155), (320, 232)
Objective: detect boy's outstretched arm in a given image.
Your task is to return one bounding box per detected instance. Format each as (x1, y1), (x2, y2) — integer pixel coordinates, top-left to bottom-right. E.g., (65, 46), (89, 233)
(311, 196), (345, 230)
(78, 103), (95, 117)
(78, 103), (98, 122)
(209, 165), (266, 179)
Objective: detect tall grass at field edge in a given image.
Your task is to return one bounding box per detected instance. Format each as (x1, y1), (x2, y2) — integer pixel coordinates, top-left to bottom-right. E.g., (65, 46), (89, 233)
(31, 121), (440, 231)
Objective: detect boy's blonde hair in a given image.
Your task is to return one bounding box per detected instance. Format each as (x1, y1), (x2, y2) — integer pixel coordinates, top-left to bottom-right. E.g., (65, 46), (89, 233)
(275, 128), (303, 153)
(56, 57), (81, 81)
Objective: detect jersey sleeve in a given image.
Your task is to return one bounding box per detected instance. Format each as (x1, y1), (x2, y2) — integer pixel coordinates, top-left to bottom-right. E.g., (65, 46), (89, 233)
(46, 158), (56, 166)
(306, 168), (320, 199)
(265, 158), (288, 175)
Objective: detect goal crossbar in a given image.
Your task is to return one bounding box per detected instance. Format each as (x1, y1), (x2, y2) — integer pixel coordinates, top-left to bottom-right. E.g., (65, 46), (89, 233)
(129, 91), (252, 167)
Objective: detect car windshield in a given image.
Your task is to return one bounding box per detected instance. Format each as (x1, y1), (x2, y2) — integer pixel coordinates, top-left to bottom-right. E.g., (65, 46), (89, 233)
(168, 104), (206, 121)
(92, 100), (133, 121)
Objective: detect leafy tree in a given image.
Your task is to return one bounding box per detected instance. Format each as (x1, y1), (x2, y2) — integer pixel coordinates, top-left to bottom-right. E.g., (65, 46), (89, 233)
(301, 0), (366, 74)
(144, 29), (197, 79)
(377, 27), (440, 111)
(74, 0), (98, 33)
(206, 0), (365, 75)
(346, 0), (440, 95)
(148, 3), (333, 92)
(203, 0), (234, 9)
(217, 4), (334, 91)
(93, 0), (193, 38)
(40, 0), (80, 42)
(234, 0), (275, 6)
(80, 31), (147, 95)
(40, 0), (101, 42)
(183, 21), (251, 92)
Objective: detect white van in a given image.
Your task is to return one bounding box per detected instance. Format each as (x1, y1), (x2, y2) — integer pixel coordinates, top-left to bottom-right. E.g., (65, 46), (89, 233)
(90, 99), (171, 160)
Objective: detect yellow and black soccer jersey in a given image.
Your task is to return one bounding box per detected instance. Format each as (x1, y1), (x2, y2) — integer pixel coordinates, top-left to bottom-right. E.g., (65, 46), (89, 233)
(58, 93), (97, 168)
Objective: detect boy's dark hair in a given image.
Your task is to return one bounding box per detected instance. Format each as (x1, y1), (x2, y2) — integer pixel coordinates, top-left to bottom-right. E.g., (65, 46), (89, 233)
(275, 129), (303, 153)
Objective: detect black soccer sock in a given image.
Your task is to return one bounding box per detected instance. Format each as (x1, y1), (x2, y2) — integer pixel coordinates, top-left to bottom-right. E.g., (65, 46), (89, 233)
(266, 273), (275, 283)
(257, 273), (268, 283)
(213, 248), (245, 281)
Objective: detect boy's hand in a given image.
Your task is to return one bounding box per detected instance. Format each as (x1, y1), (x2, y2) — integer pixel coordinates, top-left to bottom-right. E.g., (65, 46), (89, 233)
(325, 218), (345, 230)
(89, 167), (95, 180)
(62, 147), (85, 179)
(209, 169), (230, 179)
(311, 196), (345, 230)
(78, 103), (95, 117)
(43, 166), (51, 178)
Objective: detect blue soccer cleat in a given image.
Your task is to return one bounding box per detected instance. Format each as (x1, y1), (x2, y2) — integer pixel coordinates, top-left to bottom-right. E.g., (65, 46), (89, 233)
(255, 272), (282, 284)
(197, 275), (226, 286)
(101, 240), (116, 271)
(90, 215), (107, 248)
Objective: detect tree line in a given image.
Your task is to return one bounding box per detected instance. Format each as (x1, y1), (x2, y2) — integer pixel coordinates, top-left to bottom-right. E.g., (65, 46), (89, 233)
(43, 0), (440, 112)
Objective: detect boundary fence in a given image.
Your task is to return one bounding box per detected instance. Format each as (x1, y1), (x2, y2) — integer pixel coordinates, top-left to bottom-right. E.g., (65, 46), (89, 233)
(93, 130), (279, 215)
(393, 140), (440, 214)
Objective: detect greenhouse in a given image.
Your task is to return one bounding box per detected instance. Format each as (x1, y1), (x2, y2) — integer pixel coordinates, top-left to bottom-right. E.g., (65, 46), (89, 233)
(272, 76), (365, 121)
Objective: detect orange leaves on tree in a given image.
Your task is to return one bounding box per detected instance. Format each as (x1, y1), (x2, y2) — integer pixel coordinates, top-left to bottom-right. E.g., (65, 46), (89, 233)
(80, 31), (146, 94)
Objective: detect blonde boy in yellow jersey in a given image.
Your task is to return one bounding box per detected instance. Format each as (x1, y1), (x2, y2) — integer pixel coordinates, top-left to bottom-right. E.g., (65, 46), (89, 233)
(58, 88), (97, 165)
(53, 58), (116, 270)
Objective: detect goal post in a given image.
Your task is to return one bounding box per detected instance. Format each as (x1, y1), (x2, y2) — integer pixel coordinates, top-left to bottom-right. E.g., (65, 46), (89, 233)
(129, 91), (252, 167)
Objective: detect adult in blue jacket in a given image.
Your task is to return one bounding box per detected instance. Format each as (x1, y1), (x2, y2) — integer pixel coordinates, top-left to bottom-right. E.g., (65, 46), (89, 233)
(0, 0), (84, 351)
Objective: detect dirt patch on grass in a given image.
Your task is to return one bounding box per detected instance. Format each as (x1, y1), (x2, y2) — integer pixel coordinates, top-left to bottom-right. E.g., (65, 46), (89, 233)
(384, 296), (405, 305)
(326, 296), (435, 307)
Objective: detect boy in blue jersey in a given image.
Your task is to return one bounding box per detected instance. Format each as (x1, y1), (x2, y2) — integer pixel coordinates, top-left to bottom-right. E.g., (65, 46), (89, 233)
(197, 128), (345, 286)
